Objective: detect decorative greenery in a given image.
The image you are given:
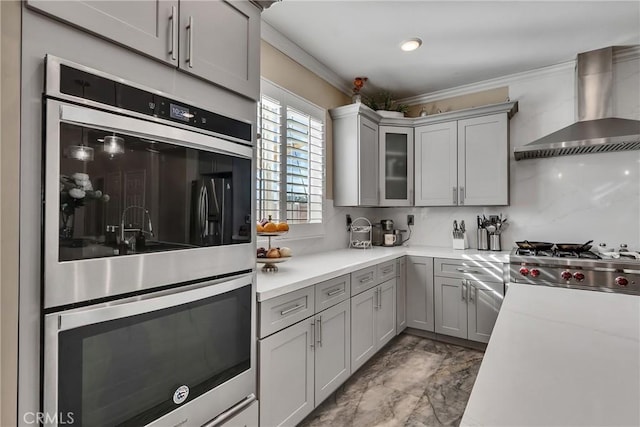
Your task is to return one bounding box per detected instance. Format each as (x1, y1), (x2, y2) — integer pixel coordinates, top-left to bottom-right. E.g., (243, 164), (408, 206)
(363, 91), (409, 113)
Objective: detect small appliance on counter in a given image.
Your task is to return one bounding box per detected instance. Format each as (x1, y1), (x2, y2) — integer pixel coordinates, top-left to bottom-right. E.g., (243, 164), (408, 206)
(381, 219), (395, 247)
(393, 229), (406, 246)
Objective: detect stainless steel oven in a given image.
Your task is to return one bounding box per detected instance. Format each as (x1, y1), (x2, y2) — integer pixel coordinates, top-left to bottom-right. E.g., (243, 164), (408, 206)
(44, 273), (255, 427)
(43, 56), (255, 309)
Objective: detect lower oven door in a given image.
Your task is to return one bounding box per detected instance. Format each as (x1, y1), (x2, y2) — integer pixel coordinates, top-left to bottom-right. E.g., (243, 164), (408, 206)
(43, 273), (255, 427)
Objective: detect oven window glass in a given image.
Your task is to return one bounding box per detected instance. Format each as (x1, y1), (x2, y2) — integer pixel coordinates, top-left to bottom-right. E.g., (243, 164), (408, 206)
(57, 123), (252, 261)
(58, 284), (251, 426)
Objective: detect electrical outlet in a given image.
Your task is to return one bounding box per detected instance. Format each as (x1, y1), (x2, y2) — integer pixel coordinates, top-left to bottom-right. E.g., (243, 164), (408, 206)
(346, 214), (352, 229)
(407, 215), (414, 226)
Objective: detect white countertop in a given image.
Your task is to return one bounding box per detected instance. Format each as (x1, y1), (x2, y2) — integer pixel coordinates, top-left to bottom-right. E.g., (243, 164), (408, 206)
(461, 284), (640, 426)
(256, 245), (509, 301)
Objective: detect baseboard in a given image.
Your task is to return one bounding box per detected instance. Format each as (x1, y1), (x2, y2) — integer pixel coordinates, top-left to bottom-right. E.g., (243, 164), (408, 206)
(404, 328), (487, 351)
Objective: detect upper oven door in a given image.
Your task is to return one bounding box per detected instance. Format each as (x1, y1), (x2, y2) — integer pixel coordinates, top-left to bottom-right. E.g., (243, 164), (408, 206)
(44, 99), (255, 309)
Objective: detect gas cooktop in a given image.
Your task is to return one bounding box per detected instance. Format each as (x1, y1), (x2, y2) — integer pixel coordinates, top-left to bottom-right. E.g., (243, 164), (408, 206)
(510, 248), (639, 295)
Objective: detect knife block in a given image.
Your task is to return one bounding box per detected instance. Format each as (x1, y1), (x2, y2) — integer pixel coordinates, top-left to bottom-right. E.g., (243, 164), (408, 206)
(453, 233), (468, 250)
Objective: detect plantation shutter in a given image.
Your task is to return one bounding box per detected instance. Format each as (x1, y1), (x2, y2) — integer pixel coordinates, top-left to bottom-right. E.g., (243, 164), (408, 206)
(286, 107), (324, 224)
(257, 95), (281, 221)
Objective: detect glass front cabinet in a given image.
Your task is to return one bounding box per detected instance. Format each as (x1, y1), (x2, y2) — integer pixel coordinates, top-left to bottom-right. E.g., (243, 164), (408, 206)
(379, 126), (413, 206)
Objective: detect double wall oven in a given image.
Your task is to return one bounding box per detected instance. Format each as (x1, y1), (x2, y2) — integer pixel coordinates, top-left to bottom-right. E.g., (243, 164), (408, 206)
(42, 56), (256, 426)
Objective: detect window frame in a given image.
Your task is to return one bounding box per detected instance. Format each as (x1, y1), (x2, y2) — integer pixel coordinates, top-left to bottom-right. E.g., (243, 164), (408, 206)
(258, 79), (326, 239)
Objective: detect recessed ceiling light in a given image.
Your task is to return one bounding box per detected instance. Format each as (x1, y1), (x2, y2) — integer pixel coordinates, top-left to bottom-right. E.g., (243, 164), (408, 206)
(400, 38), (422, 52)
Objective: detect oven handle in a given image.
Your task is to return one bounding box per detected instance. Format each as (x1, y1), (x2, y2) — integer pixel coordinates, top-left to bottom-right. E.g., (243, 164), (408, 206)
(56, 273), (253, 331)
(57, 101), (253, 159)
(202, 394), (256, 427)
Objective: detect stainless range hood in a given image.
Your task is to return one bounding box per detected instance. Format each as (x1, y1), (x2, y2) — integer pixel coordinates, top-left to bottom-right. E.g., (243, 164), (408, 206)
(514, 46), (640, 161)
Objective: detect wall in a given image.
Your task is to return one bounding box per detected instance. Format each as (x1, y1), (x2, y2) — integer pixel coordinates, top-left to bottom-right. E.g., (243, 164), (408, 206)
(380, 54), (640, 251)
(261, 41), (377, 255)
(1, 0), (21, 425)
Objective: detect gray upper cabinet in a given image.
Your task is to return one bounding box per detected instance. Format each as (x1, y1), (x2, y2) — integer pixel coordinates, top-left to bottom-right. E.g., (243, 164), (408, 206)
(27, 0), (179, 66)
(406, 256), (435, 332)
(27, 0), (260, 100)
(457, 114), (509, 206)
(178, 1), (260, 100)
(331, 101), (517, 207)
(414, 121), (458, 206)
(330, 104), (380, 207)
(379, 126), (414, 206)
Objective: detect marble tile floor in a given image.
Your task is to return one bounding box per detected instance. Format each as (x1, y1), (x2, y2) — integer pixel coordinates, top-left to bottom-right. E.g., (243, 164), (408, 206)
(299, 333), (484, 427)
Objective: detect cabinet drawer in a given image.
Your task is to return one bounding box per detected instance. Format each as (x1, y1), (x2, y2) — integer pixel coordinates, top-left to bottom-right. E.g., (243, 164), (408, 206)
(351, 266), (378, 296)
(434, 258), (503, 282)
(259, 287), (315, 338)
(315, 274), (350, 312)
(378, 260), (396, 283)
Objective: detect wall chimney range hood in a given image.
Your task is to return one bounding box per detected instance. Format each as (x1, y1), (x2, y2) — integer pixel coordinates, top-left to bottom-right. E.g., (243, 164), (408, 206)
(514, 46), (640, 161)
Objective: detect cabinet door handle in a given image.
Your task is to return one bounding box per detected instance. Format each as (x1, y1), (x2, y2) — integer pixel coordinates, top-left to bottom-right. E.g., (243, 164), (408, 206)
(310, 322), (315, 350)
(168, 6), (177, 60)
(453, 186), (458, 205)
(317, 316), (322, 347)
(461, 280), (466, 301)
(280, 304), (304, 316)
(326, 287), (344, 297)
(186, 16), (194, 68)
(459, 186), (465, 205)
(469, 282), (475, 303)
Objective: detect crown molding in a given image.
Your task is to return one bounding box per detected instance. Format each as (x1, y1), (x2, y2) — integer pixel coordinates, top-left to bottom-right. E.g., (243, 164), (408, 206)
(261, 21), (353, 97)
(399, 60), (576, 106)
(614, 45), (640, 62)
(400, 45), (640, 106)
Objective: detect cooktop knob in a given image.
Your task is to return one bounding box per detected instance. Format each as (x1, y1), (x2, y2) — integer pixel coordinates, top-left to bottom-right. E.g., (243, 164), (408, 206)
(573, 272), (585, 282)
(519, 267), (530, 276)
(615, 276), (629, 287)
(561, 271), (572, 281)
(530, 268), (540, 278)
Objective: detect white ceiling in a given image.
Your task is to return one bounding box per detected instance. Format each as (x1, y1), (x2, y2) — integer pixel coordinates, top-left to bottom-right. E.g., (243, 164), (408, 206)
(262, 1), (640, 100)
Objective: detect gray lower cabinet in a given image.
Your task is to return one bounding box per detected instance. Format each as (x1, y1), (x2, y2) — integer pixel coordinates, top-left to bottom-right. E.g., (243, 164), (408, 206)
(26, 0), (179, 66)
(434, 276), (504, 344)
(396, 257), (407, 334)
(434, 277), (468, 339)
(259, 319), (314, 427)
(406, 256), (435, 331)
(467, 279), (503, 343)
(351, 278), (396, 372)
(314, 300), (351, 404)
(259, 300), (351, 426)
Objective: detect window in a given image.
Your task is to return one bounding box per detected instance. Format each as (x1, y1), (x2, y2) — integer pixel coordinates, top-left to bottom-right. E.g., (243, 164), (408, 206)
(257, 80), (325, 234)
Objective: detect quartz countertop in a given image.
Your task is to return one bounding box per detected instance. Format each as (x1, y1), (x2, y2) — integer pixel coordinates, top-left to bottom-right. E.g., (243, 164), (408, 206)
(461, 283), (640, 426)
(256, 245), (510, 301)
